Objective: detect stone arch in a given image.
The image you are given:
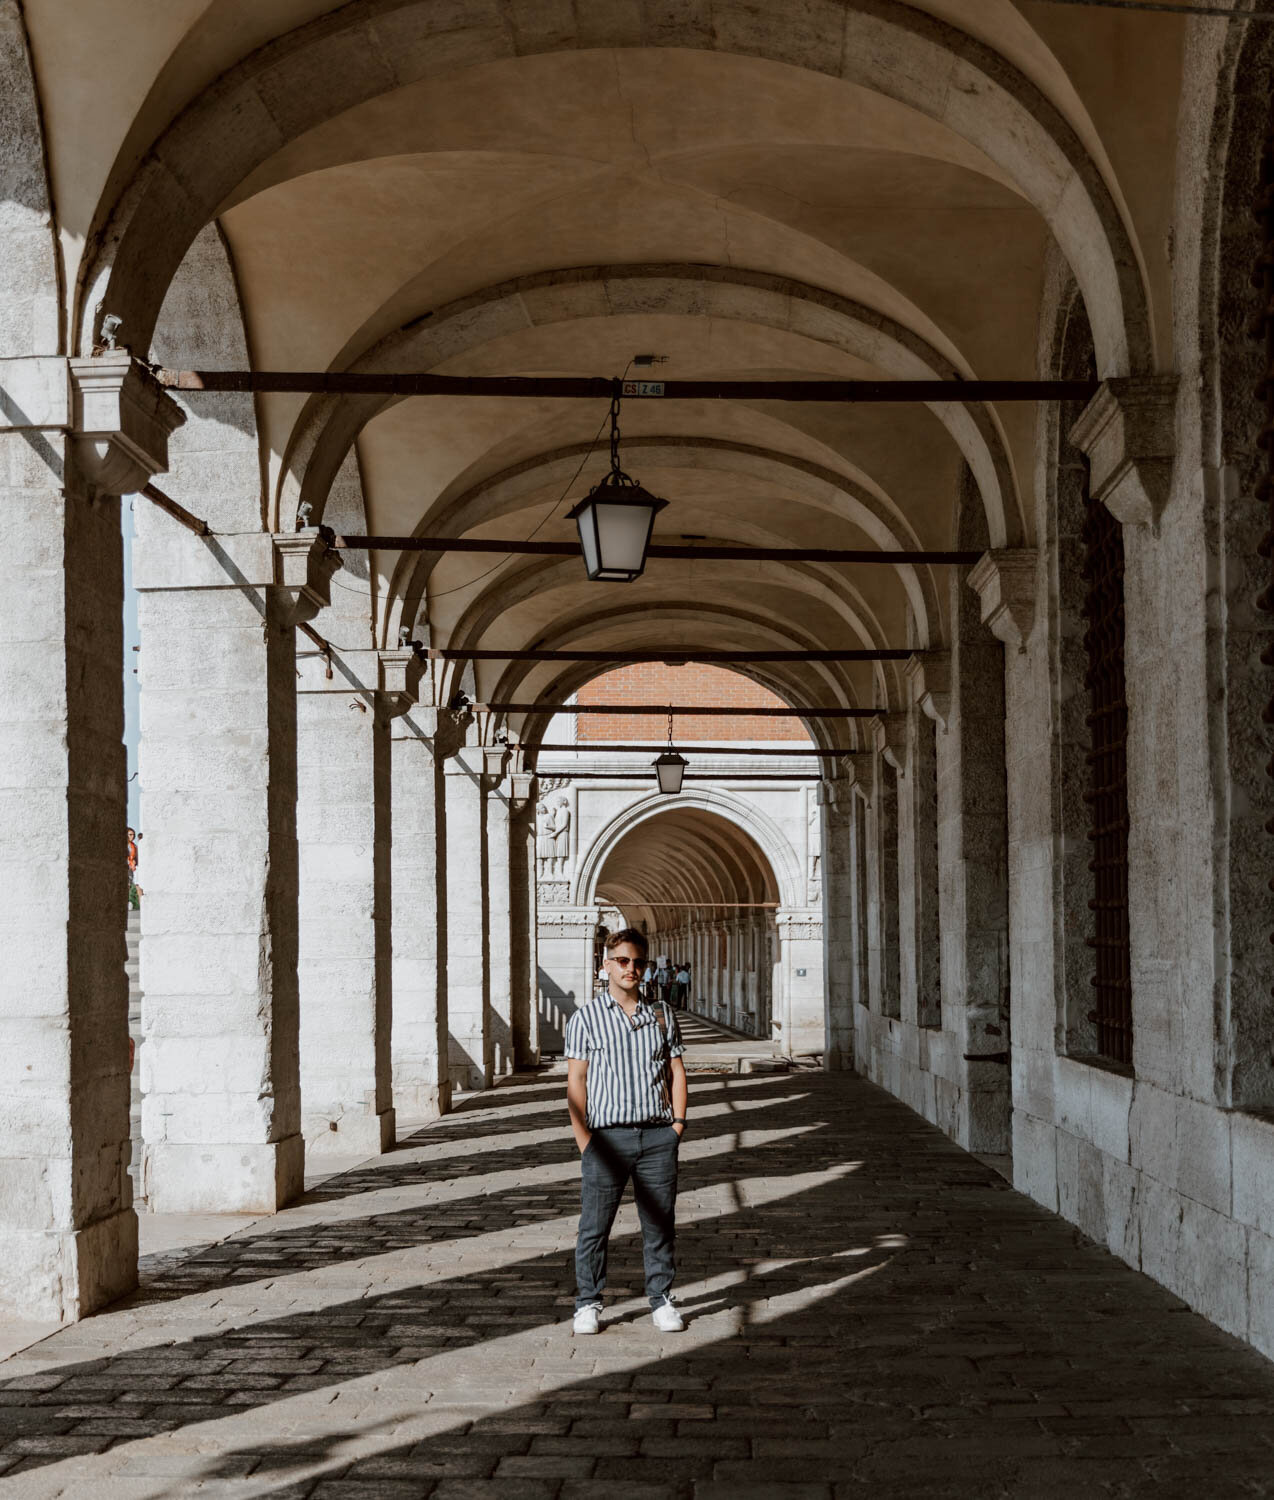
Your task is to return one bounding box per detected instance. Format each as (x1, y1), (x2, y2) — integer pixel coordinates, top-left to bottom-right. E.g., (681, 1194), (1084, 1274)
(1194, 15), (1274, 1109)
(279, 264), (1021, 549)
(388, 434), (943, 648)
(0, 0), (61, 356)
(575, 787), (805, 911)
(76, 0), (1152, 379)
(436, 554), (903, 727)
(502, 648), (867, 757)
(1039, 271), (1103, 1062)
(148, 222), (262, 531)
(446, 599), (892, 738)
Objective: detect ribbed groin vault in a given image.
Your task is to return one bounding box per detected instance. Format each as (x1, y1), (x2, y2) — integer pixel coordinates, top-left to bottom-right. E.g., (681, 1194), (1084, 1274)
(5, 0), (1274, 1383)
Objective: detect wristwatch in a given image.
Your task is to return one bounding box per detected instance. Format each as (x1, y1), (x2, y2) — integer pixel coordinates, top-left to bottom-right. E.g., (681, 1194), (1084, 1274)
(672, 1117), (687, 1126)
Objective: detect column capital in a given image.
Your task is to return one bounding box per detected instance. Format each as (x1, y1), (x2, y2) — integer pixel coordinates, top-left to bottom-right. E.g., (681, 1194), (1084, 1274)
(840, 752), (876, 800)
(68, 353), (185, 494)
(271, 528), (342, 627)
(818, 776), (856, 820)
(377, 647), (425, 718)
(482, 746), (511, 786)
(871, 712), (908, 772)
(904, 651), (951, 732)
(1069, 375), (1178, 528)
(509, 772), (537, 811)
(443, 739), (509, 782)
(968, 549), (1036, 652)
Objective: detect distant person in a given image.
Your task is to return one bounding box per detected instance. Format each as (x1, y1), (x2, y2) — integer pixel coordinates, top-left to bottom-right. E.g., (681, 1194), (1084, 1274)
(126, 827), (142, 909)
(657, 963), (673, 1007)
(672, 964), (690, 1007)
(641, 961), (655, 1001)
(565, 927), (688, 1336)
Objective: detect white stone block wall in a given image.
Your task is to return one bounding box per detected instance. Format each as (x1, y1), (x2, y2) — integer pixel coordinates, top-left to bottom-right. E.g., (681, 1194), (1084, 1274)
(136, 531), (305, 1214)
(445, 749), (491, 1090)
(0, 441), (137, 1320)
(297, 683), (394, 1156)
(486, 780), (515, 1080)
(390, 713), (451, 1119)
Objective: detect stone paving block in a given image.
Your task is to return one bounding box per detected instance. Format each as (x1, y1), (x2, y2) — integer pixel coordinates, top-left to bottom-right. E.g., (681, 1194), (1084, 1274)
(696, 1485), (833, 1500)
(4, 1075), (1274, 1492)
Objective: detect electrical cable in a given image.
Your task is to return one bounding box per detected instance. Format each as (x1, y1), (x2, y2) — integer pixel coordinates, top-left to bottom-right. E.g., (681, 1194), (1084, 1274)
(1032, 0), (1273, 18)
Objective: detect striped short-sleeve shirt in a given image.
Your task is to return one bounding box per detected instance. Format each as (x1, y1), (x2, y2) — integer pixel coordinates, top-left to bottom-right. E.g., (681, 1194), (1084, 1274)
(564, 992), (685, 1128)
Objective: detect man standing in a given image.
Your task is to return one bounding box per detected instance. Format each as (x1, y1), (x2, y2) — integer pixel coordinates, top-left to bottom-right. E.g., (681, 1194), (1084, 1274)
(566, 927), (689, 1335)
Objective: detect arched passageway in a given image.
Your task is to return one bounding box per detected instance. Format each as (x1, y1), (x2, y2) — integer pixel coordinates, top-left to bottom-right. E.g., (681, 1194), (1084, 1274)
(7, 0), (1274, 1399)
(532, 662), (823, 1058)
(596, 805), (780, 1040)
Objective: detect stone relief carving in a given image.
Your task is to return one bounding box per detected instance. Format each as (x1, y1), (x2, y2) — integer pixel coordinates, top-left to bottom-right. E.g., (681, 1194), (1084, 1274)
(536, 880), (570, 905)
(536, 793), (574, 877)
(536, 801), (554, 866)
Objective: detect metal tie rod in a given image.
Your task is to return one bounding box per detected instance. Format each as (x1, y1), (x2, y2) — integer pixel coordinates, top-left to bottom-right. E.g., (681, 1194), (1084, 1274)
(156, 369), (1099, 403)
(561, 772), (820, 782)
(533, 743), (854, 756)
(334, 535), (980, 564)
(475, 702), (877, 718)
(431, 648), (909, 662)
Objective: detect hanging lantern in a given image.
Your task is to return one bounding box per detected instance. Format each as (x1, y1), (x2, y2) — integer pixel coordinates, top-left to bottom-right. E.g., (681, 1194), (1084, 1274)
(653, 749), (688, 794)
(567, 382), (667, 582)
(652, 707), (687, 793)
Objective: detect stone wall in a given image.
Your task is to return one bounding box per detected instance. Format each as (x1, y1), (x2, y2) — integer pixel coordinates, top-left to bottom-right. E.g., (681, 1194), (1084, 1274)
(848, 25), (1274, 1360)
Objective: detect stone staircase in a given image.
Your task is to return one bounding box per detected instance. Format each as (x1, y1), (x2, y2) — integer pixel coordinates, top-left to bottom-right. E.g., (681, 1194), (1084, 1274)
(126, 909), (143, 1203)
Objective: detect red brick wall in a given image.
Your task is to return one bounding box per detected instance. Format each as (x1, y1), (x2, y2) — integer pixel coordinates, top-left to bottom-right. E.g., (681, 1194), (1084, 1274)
(574, 663), (808, 742)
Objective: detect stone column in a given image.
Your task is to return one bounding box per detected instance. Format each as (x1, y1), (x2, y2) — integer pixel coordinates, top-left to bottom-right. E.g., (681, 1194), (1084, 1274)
(296, 649), (420, 1156)
(536, 905), (597, 1047)
(390, 704), (452, 1119)
(508, 773), (540, 1068)
(134, 523), (339, 1213)
(870, 718), (905, 1020)
(898, 673), (942, 1031)
(0, 355), (181, 1319)
(485, 754), (514, 1080)
(445, 743), (491, 1091)
(820, 777), (855, 1070)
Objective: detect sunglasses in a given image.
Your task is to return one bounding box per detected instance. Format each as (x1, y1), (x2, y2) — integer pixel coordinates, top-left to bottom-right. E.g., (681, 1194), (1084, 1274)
(607, 955), (642, 968)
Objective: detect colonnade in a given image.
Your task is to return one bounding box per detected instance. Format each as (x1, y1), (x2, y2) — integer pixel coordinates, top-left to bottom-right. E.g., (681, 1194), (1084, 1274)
(0, 361), (544, 1318)
(680, 912), (776, 1038)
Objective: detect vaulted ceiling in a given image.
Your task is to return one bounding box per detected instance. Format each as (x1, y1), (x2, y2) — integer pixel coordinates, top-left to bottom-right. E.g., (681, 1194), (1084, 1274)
(21, 0), (1185, 742)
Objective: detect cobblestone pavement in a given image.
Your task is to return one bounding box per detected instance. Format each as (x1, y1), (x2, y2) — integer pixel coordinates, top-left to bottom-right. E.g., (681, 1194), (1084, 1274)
(4, 1071), (1274, 1498)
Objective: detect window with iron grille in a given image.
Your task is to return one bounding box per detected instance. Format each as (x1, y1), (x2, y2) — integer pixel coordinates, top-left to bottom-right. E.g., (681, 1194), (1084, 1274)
(1081, 479), (1132, 1066)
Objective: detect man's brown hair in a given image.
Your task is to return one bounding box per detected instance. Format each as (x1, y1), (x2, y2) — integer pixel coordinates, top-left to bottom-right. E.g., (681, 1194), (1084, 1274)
(604, 926), (648, 958)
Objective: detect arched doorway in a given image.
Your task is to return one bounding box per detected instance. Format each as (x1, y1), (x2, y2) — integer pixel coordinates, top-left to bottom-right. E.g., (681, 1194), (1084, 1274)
(595, 805), (781, 1040)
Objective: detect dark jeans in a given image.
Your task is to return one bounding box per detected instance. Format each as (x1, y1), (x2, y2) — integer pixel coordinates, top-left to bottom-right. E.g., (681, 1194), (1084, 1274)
(575, 1124), (679, 1310)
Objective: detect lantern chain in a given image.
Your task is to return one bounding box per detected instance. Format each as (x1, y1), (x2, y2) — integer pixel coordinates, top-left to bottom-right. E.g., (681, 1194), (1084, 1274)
(607, 380), (639, 487)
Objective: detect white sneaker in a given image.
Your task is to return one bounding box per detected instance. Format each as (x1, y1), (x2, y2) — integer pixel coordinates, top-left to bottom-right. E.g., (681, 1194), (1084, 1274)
(651, 1297), (685, 1332)
(573, 1303), (602, 1335)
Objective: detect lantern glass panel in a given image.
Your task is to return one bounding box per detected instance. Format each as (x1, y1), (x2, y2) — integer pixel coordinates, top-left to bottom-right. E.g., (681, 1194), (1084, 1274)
(653, 751), (688, 795)
(569, 481), (666, 582)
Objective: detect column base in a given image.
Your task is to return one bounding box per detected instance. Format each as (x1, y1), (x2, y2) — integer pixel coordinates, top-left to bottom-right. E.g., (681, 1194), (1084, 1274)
(393, 1080), (453, 1120)
(143, 1135), (305, 1214)
(449, 1035), (492, 1092)
(0, 1208), (139, 1323)
(451, 1060), (493, 1092)
(823, 1043), (854, 1072)
(305, 1107), (395, 1157)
